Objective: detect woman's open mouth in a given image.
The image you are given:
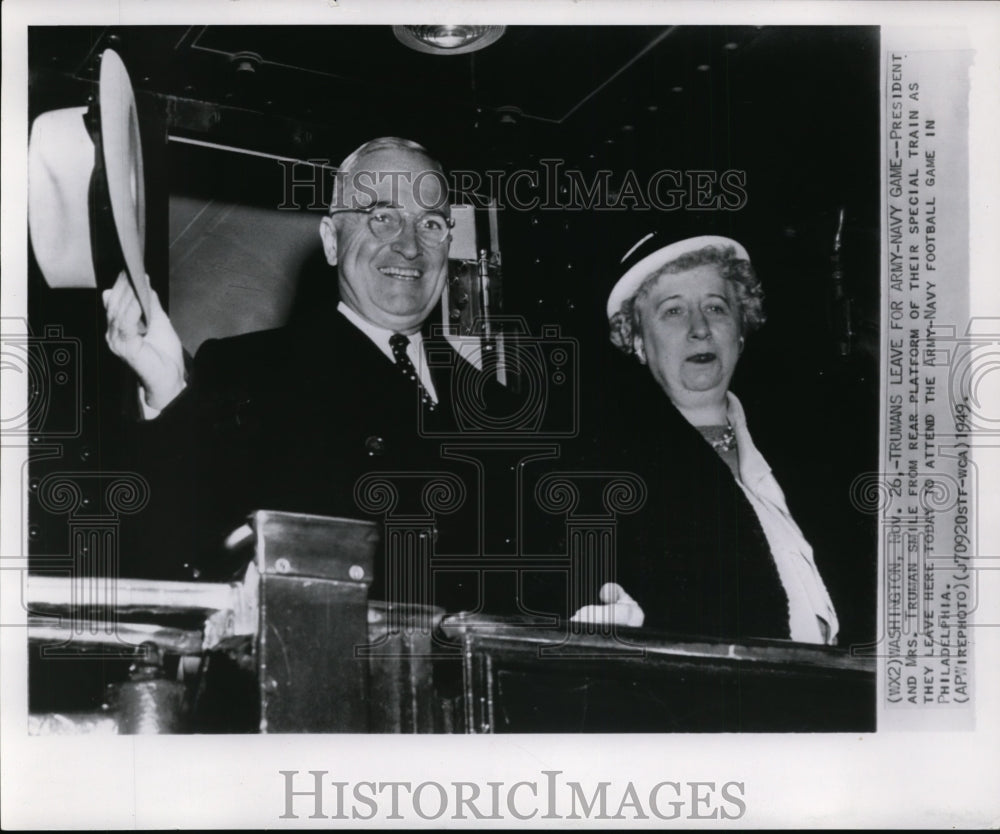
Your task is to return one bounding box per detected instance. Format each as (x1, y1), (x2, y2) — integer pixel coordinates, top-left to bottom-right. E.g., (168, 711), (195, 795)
(686, 352), (717, 364)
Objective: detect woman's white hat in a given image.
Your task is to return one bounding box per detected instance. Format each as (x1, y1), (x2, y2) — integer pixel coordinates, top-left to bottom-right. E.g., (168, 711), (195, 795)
(28, 48), (149, 320)
(606, 233), (749, 321)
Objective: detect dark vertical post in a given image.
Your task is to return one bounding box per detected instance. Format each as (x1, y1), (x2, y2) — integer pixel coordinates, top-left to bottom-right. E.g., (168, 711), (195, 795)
(253, 511), (378, 733)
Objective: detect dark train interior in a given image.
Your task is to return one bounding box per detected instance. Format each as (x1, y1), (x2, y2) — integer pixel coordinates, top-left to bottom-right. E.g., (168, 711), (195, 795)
(25, 25), (881, 732)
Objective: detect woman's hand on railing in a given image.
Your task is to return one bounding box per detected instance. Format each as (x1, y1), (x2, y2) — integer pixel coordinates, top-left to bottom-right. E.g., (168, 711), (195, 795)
(569, 582), (645, 628)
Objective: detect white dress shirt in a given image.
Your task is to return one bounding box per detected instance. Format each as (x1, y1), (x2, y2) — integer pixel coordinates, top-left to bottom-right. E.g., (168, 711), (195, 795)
(336, 302), (439, 404)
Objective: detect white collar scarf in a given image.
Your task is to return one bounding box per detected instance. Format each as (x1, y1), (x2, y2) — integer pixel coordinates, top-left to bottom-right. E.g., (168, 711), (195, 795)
(726, 392), (840, 645)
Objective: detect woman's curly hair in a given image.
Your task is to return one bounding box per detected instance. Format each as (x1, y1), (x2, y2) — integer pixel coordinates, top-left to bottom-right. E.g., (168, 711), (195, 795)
(608, 243), (766, 357)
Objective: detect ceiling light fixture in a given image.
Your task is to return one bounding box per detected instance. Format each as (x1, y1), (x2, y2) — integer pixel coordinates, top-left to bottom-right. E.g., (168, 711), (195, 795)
(393, 25), (506, 56)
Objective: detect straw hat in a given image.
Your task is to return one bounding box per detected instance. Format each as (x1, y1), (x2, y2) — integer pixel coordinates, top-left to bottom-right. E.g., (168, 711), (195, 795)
(28, 49), (149, 320)
(606, 233), (749, 322)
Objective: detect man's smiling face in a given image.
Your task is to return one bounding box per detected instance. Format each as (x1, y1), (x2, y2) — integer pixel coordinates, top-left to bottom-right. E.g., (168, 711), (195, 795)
(320, 146), (451, 334)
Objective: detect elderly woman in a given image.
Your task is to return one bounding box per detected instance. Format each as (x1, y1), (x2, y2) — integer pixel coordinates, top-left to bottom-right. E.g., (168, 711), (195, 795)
(574, 234), (839, 645)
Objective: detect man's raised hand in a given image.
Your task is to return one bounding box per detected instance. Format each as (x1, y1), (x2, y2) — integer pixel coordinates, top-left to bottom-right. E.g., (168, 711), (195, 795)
(103, 271), (186, 411)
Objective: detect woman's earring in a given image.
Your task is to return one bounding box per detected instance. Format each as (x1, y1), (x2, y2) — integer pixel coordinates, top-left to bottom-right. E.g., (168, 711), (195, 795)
(738, 336), (745, 354)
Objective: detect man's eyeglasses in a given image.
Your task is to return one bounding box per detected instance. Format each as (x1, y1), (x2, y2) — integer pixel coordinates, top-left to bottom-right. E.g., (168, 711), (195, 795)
(328, 205), (455, 246)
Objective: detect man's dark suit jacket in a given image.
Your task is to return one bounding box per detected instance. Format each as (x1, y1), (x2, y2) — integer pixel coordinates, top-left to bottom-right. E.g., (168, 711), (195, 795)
(118, 311), (523, 614)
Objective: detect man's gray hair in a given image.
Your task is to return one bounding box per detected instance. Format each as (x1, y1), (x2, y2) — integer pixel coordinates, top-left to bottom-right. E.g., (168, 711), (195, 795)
(329, 136), (444, 212)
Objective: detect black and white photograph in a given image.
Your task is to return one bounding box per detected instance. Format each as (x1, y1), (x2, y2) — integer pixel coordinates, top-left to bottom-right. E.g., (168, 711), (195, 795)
(2, 1), (998, 828)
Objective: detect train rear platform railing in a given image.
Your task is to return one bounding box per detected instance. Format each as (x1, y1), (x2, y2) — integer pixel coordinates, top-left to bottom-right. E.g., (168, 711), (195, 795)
(25, 511), (875, 734)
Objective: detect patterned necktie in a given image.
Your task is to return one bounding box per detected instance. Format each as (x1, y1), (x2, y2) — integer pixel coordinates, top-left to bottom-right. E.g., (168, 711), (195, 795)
(389, 333), (436, 411)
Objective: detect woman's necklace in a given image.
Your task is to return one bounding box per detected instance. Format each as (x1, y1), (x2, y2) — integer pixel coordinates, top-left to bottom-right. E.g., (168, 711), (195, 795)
(707, 423), (737, 453)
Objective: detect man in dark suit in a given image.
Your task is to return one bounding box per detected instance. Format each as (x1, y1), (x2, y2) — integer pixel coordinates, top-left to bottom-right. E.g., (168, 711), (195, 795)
(103, 137), (510, 612)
